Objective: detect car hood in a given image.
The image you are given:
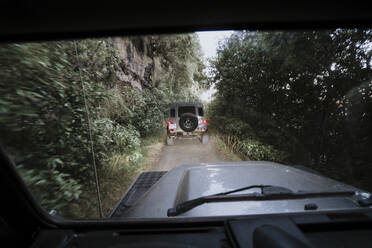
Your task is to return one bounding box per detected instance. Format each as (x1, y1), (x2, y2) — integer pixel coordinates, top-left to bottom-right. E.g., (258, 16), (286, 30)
(122, 161), (368, 218)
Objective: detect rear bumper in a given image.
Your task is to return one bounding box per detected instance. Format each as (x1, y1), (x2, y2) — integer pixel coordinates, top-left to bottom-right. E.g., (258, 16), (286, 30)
(168, 126), (208, 136)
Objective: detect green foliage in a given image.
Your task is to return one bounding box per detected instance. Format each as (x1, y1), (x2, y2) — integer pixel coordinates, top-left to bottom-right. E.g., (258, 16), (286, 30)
(209, 29), (372, 190)
(151, 33), (207, 90)
(0, 34), (204, 217)
(121, 88), (165, 137)
(217, 135), (288, 162)
(17, 167), (82, 211)
(93, 118), (142, 164)
(0, 41), (95, 215)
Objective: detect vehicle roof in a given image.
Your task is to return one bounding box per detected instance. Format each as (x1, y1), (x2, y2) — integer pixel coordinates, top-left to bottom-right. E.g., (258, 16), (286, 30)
(169, 102), (203, 108)
(1, 3), (372, 42)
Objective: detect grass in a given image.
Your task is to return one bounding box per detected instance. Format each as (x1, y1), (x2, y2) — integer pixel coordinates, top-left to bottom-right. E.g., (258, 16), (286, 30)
(100, 134), (165, 217)
(211, 134), (242, 162)
(140, 137), (165, 172)
(69, 133), (166, 218)
(70, 157), (145, 218)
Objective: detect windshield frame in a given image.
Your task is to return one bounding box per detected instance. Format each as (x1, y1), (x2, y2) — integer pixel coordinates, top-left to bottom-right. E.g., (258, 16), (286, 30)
(1, 3), (372, 227)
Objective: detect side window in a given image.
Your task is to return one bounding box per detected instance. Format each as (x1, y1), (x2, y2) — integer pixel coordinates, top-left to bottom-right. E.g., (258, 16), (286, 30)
(170, 108), (176, 117)
(198, 107), (204, 116)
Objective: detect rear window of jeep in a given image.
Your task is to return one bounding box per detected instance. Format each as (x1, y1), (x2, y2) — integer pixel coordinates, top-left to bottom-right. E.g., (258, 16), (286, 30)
(178, 106), (196, 117)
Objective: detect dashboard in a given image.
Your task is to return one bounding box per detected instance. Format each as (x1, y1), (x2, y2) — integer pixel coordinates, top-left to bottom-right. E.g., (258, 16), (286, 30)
(31, 212), (372, 248)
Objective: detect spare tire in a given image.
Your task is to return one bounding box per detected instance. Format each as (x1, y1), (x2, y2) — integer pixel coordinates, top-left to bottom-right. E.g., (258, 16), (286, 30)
(179, 113), (198, 132)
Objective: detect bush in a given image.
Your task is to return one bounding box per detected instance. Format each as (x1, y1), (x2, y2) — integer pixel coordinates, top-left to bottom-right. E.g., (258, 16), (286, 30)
(0, 35), (204, 217)
(17, 167), (82, 212)
(218, 135), (289, 163)
(93, 118), (142, 166)
(211, 116), (253, 139)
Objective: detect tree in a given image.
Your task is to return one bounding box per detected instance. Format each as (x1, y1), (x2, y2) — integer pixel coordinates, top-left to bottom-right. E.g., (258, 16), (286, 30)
(209, 29), (372, 190)
(0, 34), (206, 217)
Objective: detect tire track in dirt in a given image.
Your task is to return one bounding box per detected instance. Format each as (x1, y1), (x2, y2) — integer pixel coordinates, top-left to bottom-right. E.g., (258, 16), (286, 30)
(151, 137), (226, 171)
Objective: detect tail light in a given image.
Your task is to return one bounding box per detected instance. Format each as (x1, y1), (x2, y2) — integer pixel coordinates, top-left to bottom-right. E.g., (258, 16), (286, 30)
(167, 120), (175, 132)
(202, 119), (208, 124)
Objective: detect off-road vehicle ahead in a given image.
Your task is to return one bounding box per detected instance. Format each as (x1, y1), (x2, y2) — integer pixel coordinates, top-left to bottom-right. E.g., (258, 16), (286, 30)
(165, 102), (209, 145)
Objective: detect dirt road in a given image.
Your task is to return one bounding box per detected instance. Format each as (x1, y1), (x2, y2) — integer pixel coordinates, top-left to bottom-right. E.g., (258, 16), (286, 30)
(150, 137), (226, 171)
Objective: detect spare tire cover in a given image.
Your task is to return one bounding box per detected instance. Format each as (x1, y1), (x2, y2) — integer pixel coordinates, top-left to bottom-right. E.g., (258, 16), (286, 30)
(179, 113), (198, 132)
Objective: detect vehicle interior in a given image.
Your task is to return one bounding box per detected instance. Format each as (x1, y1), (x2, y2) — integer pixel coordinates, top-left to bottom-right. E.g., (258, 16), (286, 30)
(1, 2), (372, 247)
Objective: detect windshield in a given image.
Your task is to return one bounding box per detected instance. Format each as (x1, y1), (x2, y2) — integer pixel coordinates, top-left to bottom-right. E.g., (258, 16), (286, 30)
(0, 30), (371, 219)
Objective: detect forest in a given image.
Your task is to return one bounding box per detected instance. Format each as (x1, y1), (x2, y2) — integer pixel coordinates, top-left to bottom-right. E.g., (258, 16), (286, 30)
(0, 34), (205, 218)
(208, 29), (372, 192)
(1, 29), (372, 218)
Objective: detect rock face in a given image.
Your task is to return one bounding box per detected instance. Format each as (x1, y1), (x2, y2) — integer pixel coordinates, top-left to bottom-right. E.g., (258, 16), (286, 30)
(114, 37), (169, 90)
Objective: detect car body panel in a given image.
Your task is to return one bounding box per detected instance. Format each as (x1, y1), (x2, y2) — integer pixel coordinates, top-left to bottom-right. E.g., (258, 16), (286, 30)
(121, 161), (368, 218)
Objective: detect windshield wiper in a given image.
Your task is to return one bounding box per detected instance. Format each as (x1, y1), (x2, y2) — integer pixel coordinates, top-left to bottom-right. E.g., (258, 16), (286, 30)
(167, 185), (355, 216)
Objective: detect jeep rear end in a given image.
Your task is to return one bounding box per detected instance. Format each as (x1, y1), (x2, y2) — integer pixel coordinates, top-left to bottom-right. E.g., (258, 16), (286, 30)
(166, 102), (208, 145)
